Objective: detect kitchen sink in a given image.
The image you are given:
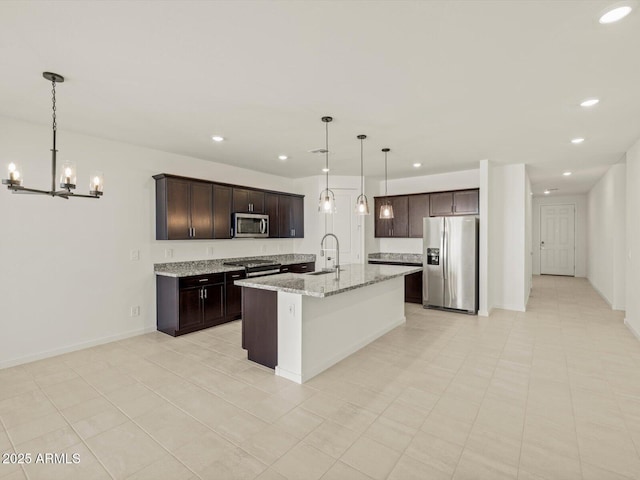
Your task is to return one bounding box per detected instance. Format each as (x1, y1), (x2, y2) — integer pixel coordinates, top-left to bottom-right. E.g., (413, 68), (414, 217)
(305, 270), (334, 276)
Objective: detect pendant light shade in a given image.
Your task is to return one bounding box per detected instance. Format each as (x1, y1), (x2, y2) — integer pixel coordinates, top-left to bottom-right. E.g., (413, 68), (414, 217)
(379, 148), (394, 219)
(354, 134), (370, 215)
(318, 116), (336, 214)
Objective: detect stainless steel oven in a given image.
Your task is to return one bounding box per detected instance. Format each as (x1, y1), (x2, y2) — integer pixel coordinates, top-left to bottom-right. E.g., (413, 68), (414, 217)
(233, 213), (269, 238)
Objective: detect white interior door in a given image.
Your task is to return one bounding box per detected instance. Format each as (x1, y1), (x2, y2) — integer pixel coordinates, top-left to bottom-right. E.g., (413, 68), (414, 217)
(540, 204), (575, 276)
(324, 189), (362, 267)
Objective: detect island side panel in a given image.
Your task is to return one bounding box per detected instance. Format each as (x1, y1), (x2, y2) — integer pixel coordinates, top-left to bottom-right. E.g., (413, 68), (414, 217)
(242, 287), (278, 369)
(275, 292), (304, 383)
(275, 276), (406, 384)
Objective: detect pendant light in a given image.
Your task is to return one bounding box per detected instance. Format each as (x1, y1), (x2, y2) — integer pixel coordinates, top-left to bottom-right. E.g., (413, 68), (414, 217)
(318, 116), (336, 214)
(2, 72), (104, 199)
(354, 134), (370, 215)
(379, 148), (394, 219)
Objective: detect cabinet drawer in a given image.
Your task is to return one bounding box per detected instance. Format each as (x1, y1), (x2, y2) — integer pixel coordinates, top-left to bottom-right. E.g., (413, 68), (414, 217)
(225, 270), (247, 282)
(288, 262), (314, 273)
(179, 273), (225, 288)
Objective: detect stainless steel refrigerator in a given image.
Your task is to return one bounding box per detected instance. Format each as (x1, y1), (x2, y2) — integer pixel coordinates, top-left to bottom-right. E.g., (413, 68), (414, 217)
(423, 216), (478, 314)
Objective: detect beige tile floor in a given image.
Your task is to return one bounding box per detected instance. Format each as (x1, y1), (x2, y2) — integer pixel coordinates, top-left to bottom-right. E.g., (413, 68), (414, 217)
(1, 275), (640, 479)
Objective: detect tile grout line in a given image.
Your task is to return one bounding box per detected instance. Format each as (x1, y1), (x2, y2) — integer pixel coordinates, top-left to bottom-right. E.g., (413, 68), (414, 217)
(0, 415), (29, 480)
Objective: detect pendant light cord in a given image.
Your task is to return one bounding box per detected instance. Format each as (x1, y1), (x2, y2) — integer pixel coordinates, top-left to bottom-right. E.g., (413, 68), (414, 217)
(360, 138), (364, 195)
(325, 120), (329, 192)
(384, 150), (388, 198)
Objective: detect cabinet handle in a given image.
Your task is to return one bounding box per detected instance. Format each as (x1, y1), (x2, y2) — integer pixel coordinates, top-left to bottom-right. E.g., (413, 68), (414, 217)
(193, 227), (196, 237)
(231, 274), (241, 278)
(453, 204), (457, 213)
(301, 265), (307, 269)
(199, 289), (203, 300)
(199, 278), (209, 282)
(204, 288), (207, 299)
(230, 228), (233, 237)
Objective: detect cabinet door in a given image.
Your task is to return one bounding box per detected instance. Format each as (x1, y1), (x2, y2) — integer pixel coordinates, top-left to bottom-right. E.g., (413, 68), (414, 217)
(265, 193), (279, 238)
(453, 190), (479, 215)
(390, 196), (409, 237)
(430, 192), (454, 216)
(179, 288), (203, 330)
(248, 190), (265, 213)
(166, 178), (191, 240)
(290, 196), (304, 238)
(213, 185), (232, 239)
(278, 195), (293, 238)
(375, 197), (392, 238)
(232, 188), (250, 213)
(404, 272), (423, 304)
(190, 182), (214, 239)
(202, 284), (225, 326)
(408, 194), (429, 238)
(225, 271), (245, 320)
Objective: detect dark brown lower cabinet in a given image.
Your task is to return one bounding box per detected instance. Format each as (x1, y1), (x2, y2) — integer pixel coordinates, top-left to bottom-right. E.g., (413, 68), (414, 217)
(404, 272), (423, 304)
(280, 262), (314, 273)
(157, 271), (241, 336)
(225, 270), (246, 321)
(242, 288), (278, 369)
(368, 261), (423, 304)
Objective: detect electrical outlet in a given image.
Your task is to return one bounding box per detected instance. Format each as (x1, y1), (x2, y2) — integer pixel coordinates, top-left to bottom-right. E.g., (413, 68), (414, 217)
(130, 306), (140, 317)
(288, 304), (295, 315)
(165, 248), (173, 259)
(130, 249), (140, 261)
(261, 244), (267, 253)
(207, 246), (214, 256)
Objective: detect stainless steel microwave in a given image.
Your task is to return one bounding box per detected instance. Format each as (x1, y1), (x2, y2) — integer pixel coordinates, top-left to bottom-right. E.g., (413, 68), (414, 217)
(233, 213), (269, 238)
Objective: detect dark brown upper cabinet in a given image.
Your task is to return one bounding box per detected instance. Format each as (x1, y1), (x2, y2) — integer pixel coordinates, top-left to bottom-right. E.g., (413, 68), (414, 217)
(453, 190), (479, 215)
(374, 196), (408, 238)
(375, 188), (479, 238)
(154, 174), (304, 240)
(408, 194), (430, 238)
(233, 188), (264, 213)
(429, 192), (454, 216)
(265, 193), (280, 238)
(155, 175), (213, 240)
(213, 184), (232, 239)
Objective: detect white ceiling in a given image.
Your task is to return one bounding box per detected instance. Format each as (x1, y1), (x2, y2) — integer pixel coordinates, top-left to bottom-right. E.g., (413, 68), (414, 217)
(1, 1), (639, 195)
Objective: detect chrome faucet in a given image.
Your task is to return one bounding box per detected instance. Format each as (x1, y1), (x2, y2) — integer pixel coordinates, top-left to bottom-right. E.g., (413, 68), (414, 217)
(320, 233), (340, 280)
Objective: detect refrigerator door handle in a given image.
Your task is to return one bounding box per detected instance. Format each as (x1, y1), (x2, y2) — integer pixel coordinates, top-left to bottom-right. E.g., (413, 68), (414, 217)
(442, 229), (446, 279)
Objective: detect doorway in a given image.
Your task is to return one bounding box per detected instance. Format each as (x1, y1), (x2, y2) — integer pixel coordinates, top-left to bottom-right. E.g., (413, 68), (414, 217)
(540, 204), (575, 276)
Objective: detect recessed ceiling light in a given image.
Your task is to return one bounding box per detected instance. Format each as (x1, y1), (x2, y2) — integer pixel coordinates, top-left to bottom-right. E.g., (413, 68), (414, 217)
(563, 171), (572, 176)
(322, 168), (330, 173)
(571, 138), (585, 144)
(544, 190), (551, 195)
(599, 5), (633, 24)
(413, 163), (422, 168)
(580, 98), (600, 107)
(211, 135), (224, 142)
(278, 155), (288, 161)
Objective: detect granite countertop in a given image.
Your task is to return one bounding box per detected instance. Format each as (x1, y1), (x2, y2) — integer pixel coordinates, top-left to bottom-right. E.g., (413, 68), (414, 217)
(367, 252), (423, 265)
(154, 254), (316, 277)
(235, 263), (422, 298)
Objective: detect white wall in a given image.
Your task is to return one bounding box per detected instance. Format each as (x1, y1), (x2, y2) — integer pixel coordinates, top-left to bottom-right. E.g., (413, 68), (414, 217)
(0, 116), (304, 368)
(375, 169), (480, 254)
(587, 162), (626, 309)
(486, 163), (527, 312)
(626, 139), (640, 337)
(532, 195), (588, 277)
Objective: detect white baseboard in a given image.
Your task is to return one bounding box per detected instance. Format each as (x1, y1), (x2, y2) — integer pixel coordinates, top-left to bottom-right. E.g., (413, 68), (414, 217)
(0, 325), (157, 370)
(492, 303), (526, 313)
(625, 318), (640, 341)
(587, 278), (614, 308)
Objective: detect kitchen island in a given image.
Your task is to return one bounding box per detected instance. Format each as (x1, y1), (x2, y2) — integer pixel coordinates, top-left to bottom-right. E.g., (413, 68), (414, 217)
(235, 263), (422, 383)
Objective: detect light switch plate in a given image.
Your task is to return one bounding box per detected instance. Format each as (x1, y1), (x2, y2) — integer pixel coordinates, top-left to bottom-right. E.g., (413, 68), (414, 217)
(130, 249), (140, 261)
(130, 306), (140, 317)
(165, 249), (173, 259)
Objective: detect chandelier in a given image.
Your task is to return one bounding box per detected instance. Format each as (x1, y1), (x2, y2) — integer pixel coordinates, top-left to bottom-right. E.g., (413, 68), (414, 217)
(2, 72), (104, 199)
